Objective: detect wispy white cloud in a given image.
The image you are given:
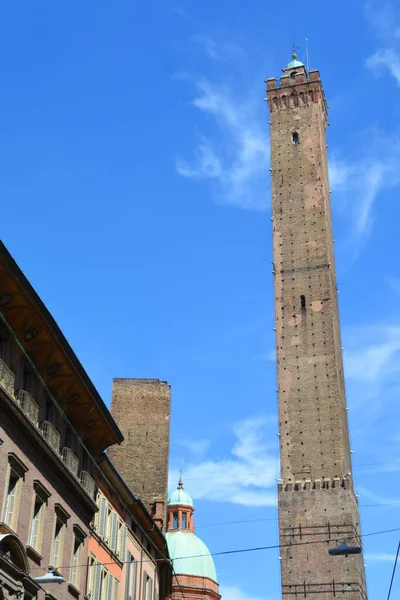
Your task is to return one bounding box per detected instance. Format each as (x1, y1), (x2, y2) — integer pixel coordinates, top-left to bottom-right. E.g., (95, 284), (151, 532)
(364, 552), (396, 562)
(220, 585), (269, 600)
(329, 132), (400, 245)
(170, 416), (277, 507)
(344, 325), (400, 384)
(366, 48), (400, 84)
(190, 35), (245, 63)
(180, 438), (211, 456)
(176, 78), (269, 210)
(365, 3), (400, 84)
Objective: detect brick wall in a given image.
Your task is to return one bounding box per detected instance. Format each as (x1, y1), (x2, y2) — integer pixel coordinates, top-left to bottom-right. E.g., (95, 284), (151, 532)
(108, 379), (171, 529)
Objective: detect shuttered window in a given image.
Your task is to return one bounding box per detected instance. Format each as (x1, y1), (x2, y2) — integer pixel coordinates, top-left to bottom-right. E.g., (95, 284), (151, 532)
(50, 516), (66, 569)
(110, 512), (118, 550)
(93, 562), (102, 600)
(133, 561), (138, 600)
(125, 552), (133, 599)
(29, 495), (45, 551)
(119, 523), (127, 561)
(98, 496), (107, 537)
(114, 578), (120, 600)
(4, 471), (20, 529)
(70, 535), (84, 589)
(106, 572), (113, 600)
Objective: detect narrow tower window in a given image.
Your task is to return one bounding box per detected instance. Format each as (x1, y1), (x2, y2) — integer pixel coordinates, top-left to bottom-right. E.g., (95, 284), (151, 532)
(300, 295), (306, 310)
(182, 512), (187, 529)
(172, 512), (178, 529)
(292, 132), (299, 145)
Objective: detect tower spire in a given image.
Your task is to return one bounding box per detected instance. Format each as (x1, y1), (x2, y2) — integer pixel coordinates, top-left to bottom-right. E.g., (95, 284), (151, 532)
(178, 469), (184, 489)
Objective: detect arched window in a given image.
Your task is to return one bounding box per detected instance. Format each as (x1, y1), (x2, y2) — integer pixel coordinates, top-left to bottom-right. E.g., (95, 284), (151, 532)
(282, 95), (287, 108)
(292, 132), (299, 145)
(182, 512), (187, 529)
(273, 97), (279, 110)
(173, 512), (178, 529)
(290, 71), (297, 80)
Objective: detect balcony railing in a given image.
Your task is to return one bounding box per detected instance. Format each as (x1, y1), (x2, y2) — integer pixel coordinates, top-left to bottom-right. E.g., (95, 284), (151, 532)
(41, 421), (61, 453)
(81, 470), (96, 498)
(18, 390), (40, 426)
(0, 358), (15, 396)
(62, 447), (79, 476)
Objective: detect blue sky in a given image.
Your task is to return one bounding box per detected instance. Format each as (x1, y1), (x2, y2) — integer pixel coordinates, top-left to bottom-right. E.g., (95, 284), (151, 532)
(2, 1), (400, 599)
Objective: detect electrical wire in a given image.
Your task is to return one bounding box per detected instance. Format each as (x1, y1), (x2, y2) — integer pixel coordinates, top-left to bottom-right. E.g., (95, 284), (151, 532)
(387, 541), (400, 600)
(29, 524), (400, 572)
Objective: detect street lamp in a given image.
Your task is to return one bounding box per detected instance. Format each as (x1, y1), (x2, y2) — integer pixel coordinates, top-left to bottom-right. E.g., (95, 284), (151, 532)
(329, 542), (361, 557)
(34, 569), (66, 584)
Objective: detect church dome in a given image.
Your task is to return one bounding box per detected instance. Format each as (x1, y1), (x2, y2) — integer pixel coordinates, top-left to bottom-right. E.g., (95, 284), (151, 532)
(168, 479), (194, 508)
(166, 530), (217, 581)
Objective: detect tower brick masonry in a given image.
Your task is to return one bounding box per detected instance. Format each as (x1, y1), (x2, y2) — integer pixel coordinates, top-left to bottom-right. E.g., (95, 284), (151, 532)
(107, 379), (171, 531)
(266, 58), (367, 599)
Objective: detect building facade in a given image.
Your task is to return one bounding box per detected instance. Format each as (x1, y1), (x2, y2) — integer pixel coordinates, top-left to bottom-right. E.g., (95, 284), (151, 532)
(0, 241), (172, 600)
(266, 55), (367, 599)
(87, 454), (171, 600)
(166, 479), (220, 600)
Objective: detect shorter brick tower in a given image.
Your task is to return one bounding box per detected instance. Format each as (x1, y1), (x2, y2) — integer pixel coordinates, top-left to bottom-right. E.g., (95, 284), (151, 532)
(166, 478), (221, 600)
(107, 378), (171, 530)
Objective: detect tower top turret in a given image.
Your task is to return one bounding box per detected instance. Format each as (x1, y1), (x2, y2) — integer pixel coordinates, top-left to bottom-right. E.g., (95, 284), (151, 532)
(285, 51), (305, 70)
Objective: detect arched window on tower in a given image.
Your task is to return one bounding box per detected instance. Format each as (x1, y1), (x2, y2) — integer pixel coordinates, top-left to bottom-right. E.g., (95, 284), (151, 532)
(292, 132), (299, 145)
(182, 512), (187, 529)
(173, 512), (178, 529)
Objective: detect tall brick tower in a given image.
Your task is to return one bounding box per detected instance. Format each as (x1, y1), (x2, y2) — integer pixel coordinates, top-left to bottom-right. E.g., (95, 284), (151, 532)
(107, 378), (171, 531)
(266, 53), (367, 600)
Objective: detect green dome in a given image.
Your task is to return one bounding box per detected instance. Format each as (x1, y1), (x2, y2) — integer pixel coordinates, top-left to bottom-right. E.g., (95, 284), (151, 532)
(168, 487), (194, 508)
(166, 531), (217, 581)
(285, 52), (304, 70)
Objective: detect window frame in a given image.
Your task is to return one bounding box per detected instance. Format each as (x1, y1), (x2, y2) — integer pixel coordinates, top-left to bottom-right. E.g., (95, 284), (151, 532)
(50, 503), (70, 570)
(2, 453), (28, 532)
(69, 524), (87, 591)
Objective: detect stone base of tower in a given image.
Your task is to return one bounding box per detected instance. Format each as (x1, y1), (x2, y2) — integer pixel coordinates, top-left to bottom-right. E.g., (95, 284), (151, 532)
(168, 574), (221, 600)
(278, 478), (367, 600)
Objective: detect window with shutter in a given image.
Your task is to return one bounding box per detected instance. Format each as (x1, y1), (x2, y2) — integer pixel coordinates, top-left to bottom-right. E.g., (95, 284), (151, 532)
(4, 471), (20, 529)
(29, 495), (45, 551)
(105, 573), (113, 600)
(93, 562), (102, 600)
(98, 497), (107, 537)
(70, 535), (84, 589)
(106, 505), (113, 542)
(87, 555), (96, 596)
(114, 578), (120, 600)
(125, 552), (133, 599)
(120, 524), (127, 561)
(142, 574), (148, 600)
(133, 561), (138, 600)
(51, 517), (65, 569)
(110, 512), (118, 550)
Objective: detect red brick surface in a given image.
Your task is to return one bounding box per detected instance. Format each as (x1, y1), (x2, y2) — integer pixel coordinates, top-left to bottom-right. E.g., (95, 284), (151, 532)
(108, 379), (171, 529)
